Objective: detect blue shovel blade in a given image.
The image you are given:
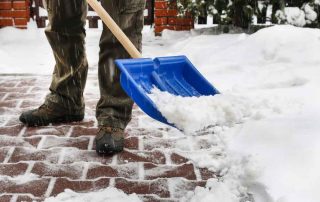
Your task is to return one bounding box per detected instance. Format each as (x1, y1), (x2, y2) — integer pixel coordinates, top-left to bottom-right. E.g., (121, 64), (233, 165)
(115, 55), (220, 128)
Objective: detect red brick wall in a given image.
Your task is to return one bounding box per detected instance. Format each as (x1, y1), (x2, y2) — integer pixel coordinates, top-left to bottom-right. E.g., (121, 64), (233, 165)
(0, 0), (193, 32)
(0, 0), (30, 29)
(154, 0), (194, 35)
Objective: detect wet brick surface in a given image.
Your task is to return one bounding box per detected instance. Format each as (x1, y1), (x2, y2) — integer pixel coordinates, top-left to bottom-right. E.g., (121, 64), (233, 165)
(0, 75), (217, 201)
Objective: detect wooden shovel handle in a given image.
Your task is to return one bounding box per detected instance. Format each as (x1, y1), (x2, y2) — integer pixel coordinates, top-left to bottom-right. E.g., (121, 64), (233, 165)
(87, 0), (142, 58)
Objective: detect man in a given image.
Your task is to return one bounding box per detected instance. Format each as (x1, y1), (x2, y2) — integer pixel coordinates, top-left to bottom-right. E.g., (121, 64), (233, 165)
(19, 0), (145, 155)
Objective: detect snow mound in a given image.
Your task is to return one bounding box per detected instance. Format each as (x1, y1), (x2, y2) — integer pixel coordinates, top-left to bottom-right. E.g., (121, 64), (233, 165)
(237, 25), (320, 65)
(157, 25), (320, 91)
(148, 25), (319, 202)
(44, 187), (142, 202)
(182, 179), (239, 202)
(181, 155), (262, 202)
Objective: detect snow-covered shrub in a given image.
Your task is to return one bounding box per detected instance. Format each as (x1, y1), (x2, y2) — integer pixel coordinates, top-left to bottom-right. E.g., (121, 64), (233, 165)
(170, 0), (205, 17)
(275, 9), (287, 24)
(271, 0), (285, 23)
(273, 1), (319, 28)
(169, 0), (319, 28)
(283, 7), (307, 26)
(208, 0), (232, 25)
(303, 1), (319, 27)
(169, 0), (259, 28)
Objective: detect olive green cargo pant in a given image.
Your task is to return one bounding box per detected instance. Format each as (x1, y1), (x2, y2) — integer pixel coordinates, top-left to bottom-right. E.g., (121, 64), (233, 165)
(44, 0), (145, 129)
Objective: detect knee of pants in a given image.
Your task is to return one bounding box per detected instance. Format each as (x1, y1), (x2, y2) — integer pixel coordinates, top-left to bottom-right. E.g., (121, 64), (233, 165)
(99, 1), (145, 52)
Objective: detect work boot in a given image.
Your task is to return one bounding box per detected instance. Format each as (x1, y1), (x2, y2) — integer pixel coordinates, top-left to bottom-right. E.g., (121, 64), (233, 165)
(95, 126), (124, 155)
(19, 104), (84, 126)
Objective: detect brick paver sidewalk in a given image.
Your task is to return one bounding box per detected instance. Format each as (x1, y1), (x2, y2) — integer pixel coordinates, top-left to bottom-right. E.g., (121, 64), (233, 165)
(0, 75), (217, 202)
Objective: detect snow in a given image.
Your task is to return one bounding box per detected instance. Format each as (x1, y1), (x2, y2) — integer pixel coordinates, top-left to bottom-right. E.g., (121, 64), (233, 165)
(44, 187), (142, 202)
(229, 117), (320, 202)
(284, 7), (306, 27)
(182, 177), (250, 202)
(275, 5), (318, 26)
(0, 21), (100, 75)
(147, 25), (320, 202)
(304, 4), (318, 24)
(149, 89), (291, 133)
(182, 179), (239, 202)
(0, 174), (40, 185)
(87, 11), (99, 17)
(1, 21), (320, 202)
(39, 7), (48, 17)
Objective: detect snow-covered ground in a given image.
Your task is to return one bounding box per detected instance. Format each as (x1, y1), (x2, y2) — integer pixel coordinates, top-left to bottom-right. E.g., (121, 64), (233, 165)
(1, 22), (320, 202)
(45, 188), (141, 202)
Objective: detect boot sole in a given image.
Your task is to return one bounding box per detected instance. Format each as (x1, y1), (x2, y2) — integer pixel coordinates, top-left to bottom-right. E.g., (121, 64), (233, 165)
(24, 115), (84, 127)
(96, 146), (123, 155)
(95, 139), (124, 155)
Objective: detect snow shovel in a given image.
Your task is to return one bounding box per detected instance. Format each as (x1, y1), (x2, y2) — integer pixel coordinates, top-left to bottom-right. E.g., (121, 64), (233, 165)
(87, 0), (219, 127)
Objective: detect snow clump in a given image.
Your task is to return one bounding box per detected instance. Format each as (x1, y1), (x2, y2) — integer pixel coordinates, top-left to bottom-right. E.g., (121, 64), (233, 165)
(44, 187), (142, 202)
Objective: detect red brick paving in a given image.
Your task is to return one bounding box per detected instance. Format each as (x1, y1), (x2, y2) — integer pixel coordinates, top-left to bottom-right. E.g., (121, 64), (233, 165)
(0, 76), (217, 201)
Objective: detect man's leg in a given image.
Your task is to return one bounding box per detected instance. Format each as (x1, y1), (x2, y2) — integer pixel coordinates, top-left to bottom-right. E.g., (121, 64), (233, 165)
(20, 0), (88, 126)
(95, 0), (145, 154)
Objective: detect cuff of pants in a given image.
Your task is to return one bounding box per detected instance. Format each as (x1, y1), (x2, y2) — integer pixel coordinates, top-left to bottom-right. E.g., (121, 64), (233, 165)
(97, 117), (129, 130)
(44, 94), (85, 116)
